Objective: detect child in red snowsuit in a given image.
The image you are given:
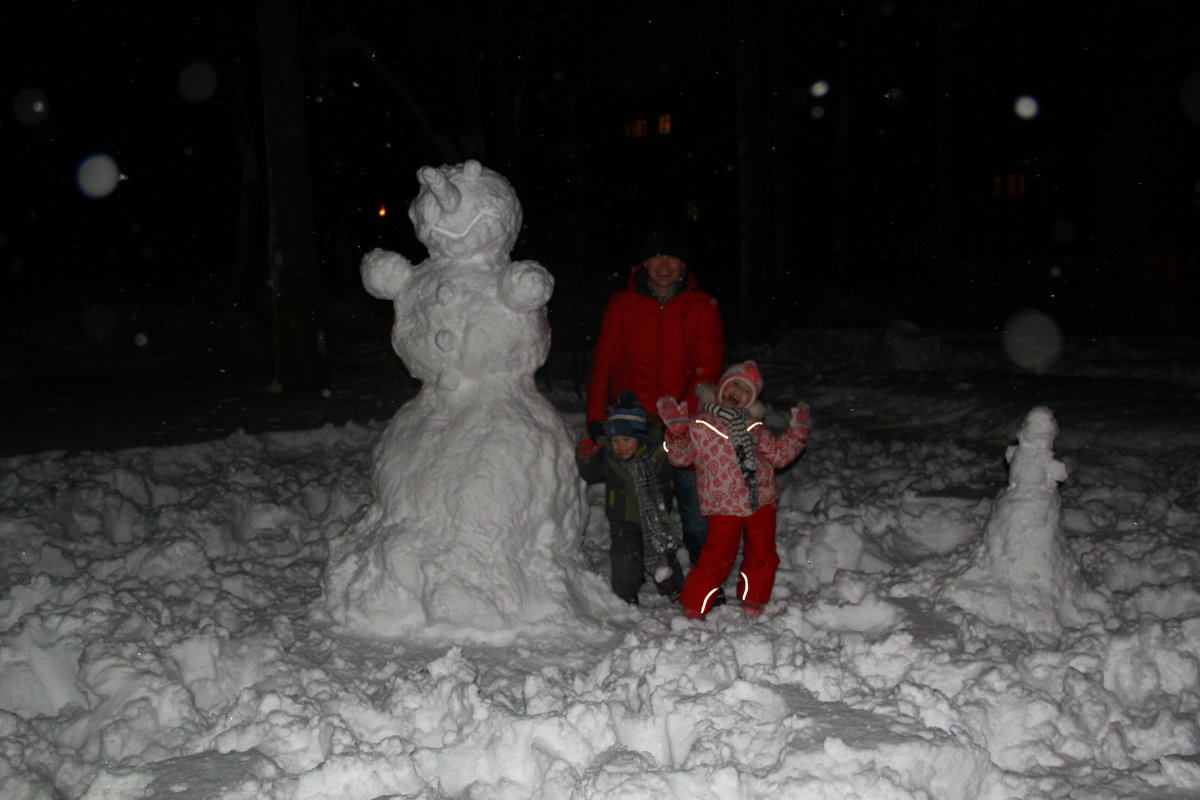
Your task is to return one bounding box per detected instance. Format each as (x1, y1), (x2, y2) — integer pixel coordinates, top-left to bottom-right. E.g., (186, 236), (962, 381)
(657, 361), (810, 618)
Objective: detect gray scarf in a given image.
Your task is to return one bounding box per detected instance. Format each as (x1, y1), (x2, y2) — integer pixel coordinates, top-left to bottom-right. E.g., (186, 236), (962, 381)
(705, 403), (759, 511)
(629, 451), (673, 575)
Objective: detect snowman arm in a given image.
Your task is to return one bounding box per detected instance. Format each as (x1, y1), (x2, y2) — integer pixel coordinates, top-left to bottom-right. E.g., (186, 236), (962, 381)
(361, 248), (415, 300)
(498, 260), (553, 312)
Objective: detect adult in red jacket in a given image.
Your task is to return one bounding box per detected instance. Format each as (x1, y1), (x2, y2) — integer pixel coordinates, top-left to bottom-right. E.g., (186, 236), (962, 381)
(586, 230), (724, 567)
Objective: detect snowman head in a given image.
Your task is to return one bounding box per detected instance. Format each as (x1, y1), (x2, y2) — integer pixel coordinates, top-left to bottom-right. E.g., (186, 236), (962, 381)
(409, 160), (522, 260)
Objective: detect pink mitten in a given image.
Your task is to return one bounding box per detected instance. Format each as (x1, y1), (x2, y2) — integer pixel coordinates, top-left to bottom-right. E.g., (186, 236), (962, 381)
(790, 401), (811, 431)
(656, 396), (689, 437)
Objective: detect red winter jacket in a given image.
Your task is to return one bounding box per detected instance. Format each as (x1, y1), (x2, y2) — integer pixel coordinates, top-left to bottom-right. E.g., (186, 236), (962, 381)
(586, 265), (723, 426)
(664, 395), (808, 517)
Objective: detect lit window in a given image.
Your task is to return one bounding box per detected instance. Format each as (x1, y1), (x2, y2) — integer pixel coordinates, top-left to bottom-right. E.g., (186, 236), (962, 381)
(625, 119), (648, 139)
(992, 172), (1027, 200)
(658, 114), (672, 134)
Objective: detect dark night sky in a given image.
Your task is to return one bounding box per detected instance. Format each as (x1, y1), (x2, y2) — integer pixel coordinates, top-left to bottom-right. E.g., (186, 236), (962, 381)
(3, 1), (1199, 375)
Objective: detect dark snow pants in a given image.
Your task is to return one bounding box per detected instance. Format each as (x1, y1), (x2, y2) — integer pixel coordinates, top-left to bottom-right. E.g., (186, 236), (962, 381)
(673, 466), (708, 565)
(609, 520), (684, 603)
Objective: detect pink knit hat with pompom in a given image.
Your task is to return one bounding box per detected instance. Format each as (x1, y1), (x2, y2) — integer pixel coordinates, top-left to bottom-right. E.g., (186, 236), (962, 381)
(717, 361), (763, 407)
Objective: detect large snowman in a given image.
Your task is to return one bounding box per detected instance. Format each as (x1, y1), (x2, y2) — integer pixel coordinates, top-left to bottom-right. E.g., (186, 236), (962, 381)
(320, 160), (621, 638)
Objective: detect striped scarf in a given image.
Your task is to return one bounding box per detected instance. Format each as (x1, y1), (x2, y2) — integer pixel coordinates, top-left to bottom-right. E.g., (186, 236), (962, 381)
(705, 403), (759, 511)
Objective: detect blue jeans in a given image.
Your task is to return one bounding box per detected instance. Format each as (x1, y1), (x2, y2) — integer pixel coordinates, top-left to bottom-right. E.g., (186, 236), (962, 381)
(673, 466), (708, 565)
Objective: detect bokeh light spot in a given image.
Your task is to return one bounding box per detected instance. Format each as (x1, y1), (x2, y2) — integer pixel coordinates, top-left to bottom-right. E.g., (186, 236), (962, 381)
(810, 80), (830, 98)
(76, 154), (121, 199)
(178, 60), (218, 103)
(13, 88), (49, 125)
(1014, 94), (1040, 120)
(1003, 309), (1063, 373)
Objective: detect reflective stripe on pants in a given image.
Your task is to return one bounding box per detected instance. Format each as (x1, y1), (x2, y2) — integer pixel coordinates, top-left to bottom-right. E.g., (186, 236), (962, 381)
(678, 505), (778, 613)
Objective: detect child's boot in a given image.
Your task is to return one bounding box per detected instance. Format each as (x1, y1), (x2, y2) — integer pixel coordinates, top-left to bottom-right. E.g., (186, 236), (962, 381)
(742, 600), (764, 615)
(683, 607), (705, 620)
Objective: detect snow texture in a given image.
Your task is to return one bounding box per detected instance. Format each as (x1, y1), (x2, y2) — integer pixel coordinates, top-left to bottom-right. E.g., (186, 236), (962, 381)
(319, 161), (622, 638)
(2, 327), (1200, 798)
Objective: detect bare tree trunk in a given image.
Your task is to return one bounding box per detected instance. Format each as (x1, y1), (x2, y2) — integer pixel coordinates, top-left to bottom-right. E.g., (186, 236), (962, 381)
(934, 1), (957, 286)
(258, 0), (327, 391)
(317, 33), (460, 165)
(735, 2), (772, 342)
(223, 49), (269, 358)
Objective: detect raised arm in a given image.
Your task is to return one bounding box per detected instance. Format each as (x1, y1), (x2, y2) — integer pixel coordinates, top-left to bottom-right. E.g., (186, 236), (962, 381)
(756, 402), (810, 468)
(657, 396), (695, 467)
(575, 437), (606, 484)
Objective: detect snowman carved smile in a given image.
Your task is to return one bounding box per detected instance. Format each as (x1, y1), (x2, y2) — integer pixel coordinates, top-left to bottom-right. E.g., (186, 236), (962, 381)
(431, 208), (504, 240)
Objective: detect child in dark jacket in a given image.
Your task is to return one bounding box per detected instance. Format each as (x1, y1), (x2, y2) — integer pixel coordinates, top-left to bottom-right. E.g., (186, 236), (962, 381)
(657, 361), (810, 619)
(576, 391), (684, 604)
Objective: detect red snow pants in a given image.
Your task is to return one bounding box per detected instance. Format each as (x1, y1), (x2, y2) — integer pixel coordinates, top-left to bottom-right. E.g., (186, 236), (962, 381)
(679, 505), (779, 614)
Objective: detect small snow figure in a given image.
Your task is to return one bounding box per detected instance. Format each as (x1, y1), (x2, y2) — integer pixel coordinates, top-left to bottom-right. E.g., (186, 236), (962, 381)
(945, 406), (1104, 636)
(319, 160), (621, 637)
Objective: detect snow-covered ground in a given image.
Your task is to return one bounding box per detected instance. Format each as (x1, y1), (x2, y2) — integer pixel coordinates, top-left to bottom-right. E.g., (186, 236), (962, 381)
(2, 326), (1200, 799)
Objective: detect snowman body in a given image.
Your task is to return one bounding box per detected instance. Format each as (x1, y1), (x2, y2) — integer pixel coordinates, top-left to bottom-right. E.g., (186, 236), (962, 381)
(321, 161), (618, 636)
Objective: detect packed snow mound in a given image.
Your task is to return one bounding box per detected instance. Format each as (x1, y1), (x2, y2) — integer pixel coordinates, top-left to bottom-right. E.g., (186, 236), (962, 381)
(319, 382), (625, 640)
(944, 406), (1108, 635)
(319, 161), (623, 638)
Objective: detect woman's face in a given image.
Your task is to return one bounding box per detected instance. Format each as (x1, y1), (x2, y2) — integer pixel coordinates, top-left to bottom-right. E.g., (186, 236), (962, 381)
(645, 255), (683, 296)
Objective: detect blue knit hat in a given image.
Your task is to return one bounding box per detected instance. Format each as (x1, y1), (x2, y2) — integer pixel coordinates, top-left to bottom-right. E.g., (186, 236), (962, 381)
(605, 391), (648, 441)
